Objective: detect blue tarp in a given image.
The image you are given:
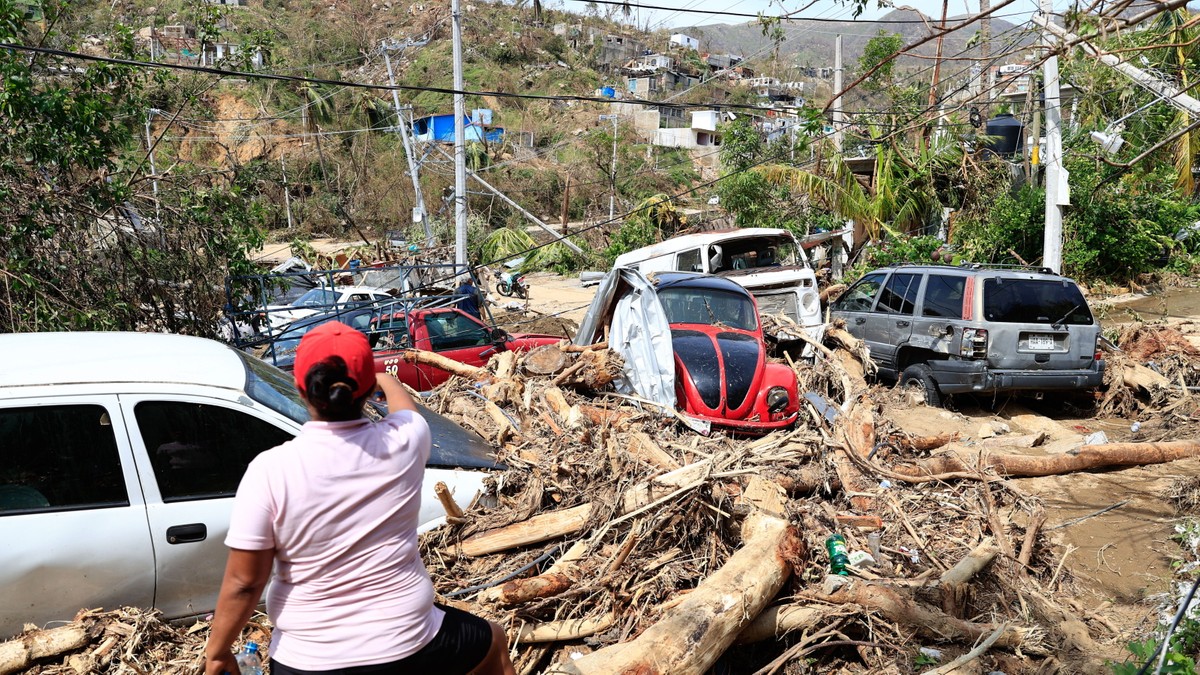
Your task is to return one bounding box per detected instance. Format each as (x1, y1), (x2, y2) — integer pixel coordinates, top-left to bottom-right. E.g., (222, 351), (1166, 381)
(413, 114), (504, 143)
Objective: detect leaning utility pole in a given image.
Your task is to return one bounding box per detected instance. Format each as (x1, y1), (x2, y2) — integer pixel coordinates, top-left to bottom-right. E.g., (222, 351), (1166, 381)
(833, 35), (844, 154)
(452, 0), (468, 275)
(382, 37), (434, 248)
(1040, 0), (1065, 274)
(599, 113), (619, 221)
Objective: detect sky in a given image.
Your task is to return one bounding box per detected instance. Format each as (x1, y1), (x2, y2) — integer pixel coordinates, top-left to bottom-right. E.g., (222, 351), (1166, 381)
(556, 0), (1049, 32)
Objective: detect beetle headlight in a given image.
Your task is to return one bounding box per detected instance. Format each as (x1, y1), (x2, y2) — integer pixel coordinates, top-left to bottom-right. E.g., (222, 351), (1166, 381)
(766, 386), (790, 413)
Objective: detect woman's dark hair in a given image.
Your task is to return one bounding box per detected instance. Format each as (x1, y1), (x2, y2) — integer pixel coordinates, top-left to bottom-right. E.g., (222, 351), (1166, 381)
(303, 356), (365, 421)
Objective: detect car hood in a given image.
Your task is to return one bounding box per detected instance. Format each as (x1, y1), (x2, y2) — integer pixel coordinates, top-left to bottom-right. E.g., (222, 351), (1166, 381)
(671, 328), (762, 417)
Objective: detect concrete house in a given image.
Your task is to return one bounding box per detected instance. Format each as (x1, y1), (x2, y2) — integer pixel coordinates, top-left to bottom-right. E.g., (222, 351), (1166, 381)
(669, 33), (700, 51)
(652, 110), (727, 148)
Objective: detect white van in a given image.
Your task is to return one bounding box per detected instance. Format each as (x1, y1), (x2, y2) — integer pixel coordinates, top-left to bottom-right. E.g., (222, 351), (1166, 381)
(613, 228), (824, 340)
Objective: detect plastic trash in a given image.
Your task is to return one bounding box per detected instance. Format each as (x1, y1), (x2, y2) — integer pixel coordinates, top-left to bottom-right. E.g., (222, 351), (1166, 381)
(1131, 422), (1142, 433)
(235, 642), (263, 675)
(919, 647), (943, 661)
(848, 550), (876, 567)
(1084, 431), (1108, 445)
(826, 534), (850, 576)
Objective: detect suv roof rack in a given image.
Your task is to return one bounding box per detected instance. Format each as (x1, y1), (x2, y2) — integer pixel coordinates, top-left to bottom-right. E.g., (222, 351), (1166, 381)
(884, 261), (1059, 275)
(956, 261), (1058, 275)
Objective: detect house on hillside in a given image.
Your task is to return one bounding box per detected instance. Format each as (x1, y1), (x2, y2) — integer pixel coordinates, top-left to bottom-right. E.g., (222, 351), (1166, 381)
(626, 69), (700, 97)
(139, 22), (265, 67)
(669, 33), (700, 51)
(590, 31), (649, 70)
(652, 110), (729, 149)
(412, 111), (504, 143)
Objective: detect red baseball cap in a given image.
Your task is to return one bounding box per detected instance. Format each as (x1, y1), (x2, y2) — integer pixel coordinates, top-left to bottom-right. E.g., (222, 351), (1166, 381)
(293, 321), (377, 399)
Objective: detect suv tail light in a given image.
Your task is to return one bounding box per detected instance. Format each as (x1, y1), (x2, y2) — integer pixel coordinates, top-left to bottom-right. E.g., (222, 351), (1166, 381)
(961, 328), (988, 359)
(1094, 335), (1102, 362)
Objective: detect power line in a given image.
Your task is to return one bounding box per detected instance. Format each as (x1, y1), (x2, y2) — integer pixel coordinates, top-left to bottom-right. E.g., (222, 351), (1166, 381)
(0, 41), (815, 115)
(565, 0), (1031, 24)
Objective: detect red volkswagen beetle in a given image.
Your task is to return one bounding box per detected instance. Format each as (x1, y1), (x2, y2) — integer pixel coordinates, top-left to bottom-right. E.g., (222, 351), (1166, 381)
(652, 273), (800, 433)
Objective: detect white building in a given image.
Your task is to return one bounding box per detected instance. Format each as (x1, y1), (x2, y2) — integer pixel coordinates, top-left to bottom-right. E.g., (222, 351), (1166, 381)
(669, 33), (700, 51)
(652, 110), (727, 148)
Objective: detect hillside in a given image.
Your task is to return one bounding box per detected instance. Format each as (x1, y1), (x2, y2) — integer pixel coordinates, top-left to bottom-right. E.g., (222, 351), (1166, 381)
(681, 9), (1030, 72)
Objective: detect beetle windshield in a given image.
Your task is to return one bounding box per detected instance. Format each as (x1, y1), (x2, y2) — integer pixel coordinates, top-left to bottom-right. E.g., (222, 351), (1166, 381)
(659, 288), (758, 331)
(237, 351), (310, 424)
(983, 278), (1094, 325)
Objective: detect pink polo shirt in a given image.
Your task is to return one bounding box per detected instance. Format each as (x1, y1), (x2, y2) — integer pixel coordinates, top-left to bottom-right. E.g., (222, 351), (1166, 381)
(226, 410), (443, 670)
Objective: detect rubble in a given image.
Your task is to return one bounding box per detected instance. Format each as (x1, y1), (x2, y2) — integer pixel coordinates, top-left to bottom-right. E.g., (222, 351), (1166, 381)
(7, 322), (1200, 673)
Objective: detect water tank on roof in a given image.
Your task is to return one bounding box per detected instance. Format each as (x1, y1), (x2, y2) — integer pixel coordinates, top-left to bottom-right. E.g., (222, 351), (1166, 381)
(985, 113), (1024, 158)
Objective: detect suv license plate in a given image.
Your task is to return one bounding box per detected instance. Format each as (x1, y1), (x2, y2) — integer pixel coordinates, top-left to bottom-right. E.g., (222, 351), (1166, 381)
(1028, 334), (1055, 350)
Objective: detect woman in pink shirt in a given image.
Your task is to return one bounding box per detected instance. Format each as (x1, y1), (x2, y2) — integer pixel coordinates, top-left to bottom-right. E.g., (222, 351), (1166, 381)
(204, 322), (514, 675)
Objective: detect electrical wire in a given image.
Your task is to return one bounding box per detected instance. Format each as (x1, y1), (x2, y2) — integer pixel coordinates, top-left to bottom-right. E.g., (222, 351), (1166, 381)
(0, 41), (821, 115)
(564, 0), (1032, 23)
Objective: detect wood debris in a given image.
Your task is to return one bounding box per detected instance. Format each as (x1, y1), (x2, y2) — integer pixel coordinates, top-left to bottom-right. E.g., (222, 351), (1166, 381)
(7, 322), (1200, 673)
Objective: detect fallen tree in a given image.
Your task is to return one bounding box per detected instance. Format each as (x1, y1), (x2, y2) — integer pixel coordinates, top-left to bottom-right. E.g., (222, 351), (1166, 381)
(894, 440), (1200, 478)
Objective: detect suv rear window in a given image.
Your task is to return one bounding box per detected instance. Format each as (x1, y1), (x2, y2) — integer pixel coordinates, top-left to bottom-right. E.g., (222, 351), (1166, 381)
(983, 278), (1094, 325)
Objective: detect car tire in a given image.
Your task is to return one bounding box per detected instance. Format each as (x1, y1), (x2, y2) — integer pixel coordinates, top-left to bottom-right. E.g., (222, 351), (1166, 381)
(899, 363), (942, 407)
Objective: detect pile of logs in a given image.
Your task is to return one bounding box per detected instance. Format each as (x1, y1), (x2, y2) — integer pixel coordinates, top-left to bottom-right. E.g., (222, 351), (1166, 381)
(8, 325), (1200, 674)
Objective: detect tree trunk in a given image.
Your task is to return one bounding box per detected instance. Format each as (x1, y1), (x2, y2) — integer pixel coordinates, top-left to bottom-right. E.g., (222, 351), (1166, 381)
(894, 440), (1200, 478)
(0, 625), (89, 675)
(400, 348), (489, 380)
(557, 477), (796, 675)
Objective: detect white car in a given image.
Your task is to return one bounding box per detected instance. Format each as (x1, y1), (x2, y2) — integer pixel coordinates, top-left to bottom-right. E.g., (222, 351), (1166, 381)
(0, 332), (491, 639)
(263, 285), (394, 329)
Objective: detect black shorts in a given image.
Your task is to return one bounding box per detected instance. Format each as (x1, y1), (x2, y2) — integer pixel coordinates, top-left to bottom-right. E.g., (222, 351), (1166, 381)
(269, 603), (493, 675)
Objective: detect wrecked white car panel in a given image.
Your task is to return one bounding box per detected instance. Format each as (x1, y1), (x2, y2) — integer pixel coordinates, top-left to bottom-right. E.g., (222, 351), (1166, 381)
(574, 268), (676, 411)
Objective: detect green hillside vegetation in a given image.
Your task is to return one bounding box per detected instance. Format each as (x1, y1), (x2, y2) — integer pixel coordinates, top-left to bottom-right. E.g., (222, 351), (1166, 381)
(8, 0), (1200, 334)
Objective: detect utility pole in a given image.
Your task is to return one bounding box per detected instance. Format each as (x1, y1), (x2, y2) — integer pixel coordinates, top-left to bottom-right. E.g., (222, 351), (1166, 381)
(452, 0), (468, 276)
(599, 114), (619, 220)
(927, 0), (949, 109)
(145, 108), (160, 221)
(381, 37), (434, 248)
(833, 35), (844, 154)
(978, 0), (991, 110)
(1040, 0), (1065, 274)
(281, 157), (294, 229)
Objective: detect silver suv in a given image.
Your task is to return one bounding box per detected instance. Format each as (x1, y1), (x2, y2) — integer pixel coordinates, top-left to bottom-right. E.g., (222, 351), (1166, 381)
(829, 264), (1105, 405)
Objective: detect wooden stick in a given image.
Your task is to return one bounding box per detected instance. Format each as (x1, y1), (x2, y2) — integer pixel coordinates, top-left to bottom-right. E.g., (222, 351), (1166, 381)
(399, 348), (490, 380)
(434, 481), (466, 525)
(518, 613), (616, 643)
(558, 341), (608, 353)
(921, 623), (1008, 675)
(1018, 505), (1047, 573)
(457, 460), (715, 557)
(939, 537), (999, 587)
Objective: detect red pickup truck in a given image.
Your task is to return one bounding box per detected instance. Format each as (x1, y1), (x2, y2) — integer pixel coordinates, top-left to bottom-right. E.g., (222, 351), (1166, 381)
(369, 307), (562, 391)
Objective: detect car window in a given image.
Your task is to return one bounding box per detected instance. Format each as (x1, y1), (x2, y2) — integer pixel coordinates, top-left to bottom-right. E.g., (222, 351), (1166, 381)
(135, 401), (293, 502)
(922, 274), (966, 318)
(676, 248), (702, 272)
(427, 313), (491, 351)
(875, 273), (919, 315)
(240, 351), (310, 424)
(834, 273), (886, 312)
(659, 288), (757, 331)
(983, 278), (1094, 325)
(295, 288), (336, 307)
(369, 313), (410, 350)
(0, 404), (127, 514)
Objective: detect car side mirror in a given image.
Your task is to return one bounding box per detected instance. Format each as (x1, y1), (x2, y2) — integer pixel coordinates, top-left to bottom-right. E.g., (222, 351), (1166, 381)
(490, 328), (509, 342)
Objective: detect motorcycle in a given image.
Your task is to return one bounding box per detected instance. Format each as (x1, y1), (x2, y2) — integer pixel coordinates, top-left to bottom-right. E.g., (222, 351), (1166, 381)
(496, 273), (528, 299)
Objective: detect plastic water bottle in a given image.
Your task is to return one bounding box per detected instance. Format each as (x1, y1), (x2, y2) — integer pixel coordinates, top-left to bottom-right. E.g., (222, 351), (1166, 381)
(236, 642), (263, 675)
(826, 534), (851, 576)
